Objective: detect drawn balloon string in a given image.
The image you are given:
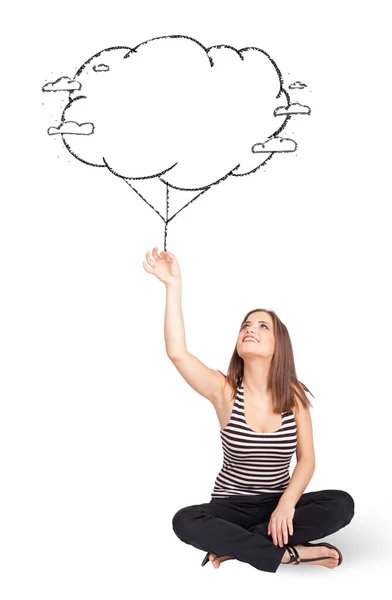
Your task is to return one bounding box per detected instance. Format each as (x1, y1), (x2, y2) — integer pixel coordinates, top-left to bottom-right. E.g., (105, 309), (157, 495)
(123, 179), (211, 251)
(43, 35), (311, 250)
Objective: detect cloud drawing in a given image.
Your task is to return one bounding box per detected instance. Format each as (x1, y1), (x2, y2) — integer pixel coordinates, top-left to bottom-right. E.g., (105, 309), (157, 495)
(42, 76), (82, 92)
(48, 121), (94, 135)
(274, 103), (311, 116)
(288, 81), (307, 90)
(93, 64), (110, 72)
(252, 137), (297, 153)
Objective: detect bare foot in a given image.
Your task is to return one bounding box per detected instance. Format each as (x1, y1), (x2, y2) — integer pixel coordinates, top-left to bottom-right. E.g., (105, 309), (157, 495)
(281, 544), (340, 568)
(207, 553), (236, 569)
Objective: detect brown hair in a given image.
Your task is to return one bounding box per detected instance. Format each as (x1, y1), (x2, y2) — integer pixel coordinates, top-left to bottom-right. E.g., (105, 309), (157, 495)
(219, 308), (313, 413)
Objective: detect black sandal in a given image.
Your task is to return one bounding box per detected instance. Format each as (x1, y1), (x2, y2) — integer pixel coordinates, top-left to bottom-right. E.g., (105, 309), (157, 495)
(284, 542), (343, 566)
(202, 541), (343, 568)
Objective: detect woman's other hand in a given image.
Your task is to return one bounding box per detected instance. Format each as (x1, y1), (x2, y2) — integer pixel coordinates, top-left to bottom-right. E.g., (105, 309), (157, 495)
(267, 502), (295, 547)
(142, 247), (181, 285)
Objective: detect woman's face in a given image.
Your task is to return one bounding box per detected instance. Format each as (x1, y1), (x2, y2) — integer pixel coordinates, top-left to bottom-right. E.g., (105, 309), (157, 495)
(236, 311), (275, 361)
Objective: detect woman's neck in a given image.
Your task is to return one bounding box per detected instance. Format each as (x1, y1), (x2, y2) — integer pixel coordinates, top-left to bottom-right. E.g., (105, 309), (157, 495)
(243, 359), (271, 398)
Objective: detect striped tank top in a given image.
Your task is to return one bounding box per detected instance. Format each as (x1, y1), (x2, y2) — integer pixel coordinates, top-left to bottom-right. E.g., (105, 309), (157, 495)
(211, 378), (297, 498)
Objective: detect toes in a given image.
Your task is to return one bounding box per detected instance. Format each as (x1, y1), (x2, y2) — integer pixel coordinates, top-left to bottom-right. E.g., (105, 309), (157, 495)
(325, 548), (339, 568)
(327, 558), (339, 568)
(208, 553), (220, 568)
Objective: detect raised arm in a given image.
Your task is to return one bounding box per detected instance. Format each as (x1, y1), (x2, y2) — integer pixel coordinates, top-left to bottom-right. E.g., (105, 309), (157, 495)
(143, 247), (226, 404)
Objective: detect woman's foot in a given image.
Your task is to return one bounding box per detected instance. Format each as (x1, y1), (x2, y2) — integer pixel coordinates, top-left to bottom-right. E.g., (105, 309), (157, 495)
(207, 553), (235, 568)
(281, 543), (340, 568)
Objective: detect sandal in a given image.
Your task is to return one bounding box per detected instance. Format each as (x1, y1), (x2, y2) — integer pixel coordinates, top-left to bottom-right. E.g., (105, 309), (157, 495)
(202, 541), (343, 568)
(285, 542), (343, 566)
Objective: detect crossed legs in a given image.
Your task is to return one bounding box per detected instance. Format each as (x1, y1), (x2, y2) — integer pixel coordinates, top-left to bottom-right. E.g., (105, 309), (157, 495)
(172, 489), (355, 573)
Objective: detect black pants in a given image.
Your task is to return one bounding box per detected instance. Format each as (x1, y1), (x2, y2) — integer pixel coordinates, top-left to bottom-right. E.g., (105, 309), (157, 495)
(172, 489), (355, 573)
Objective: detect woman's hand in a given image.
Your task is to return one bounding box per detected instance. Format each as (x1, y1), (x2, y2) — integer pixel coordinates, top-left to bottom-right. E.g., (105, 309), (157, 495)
(142, 247), (181, 285)
(267, 501), (295, 547)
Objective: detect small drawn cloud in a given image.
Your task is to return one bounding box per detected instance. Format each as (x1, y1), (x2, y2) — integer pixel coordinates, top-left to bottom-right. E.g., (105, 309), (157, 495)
(288, 81), (307, 90)
(48, 121), (94, 135)
(93, 63), (110, 72)
(274, 103), (311, 116)
(252, 137), (297, 153)
(42, 76), (82, 92)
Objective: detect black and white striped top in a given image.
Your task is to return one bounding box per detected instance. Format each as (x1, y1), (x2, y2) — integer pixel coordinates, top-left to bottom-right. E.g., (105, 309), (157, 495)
(211, 378), (297, 498)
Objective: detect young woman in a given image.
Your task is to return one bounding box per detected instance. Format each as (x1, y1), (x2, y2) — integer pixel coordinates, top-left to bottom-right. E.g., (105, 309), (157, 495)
(143, 247), (355, 573)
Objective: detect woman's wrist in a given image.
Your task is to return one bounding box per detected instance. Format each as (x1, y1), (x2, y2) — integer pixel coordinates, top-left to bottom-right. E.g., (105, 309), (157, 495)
(165, 277), (182, 288)
(277, 495), (296, 508)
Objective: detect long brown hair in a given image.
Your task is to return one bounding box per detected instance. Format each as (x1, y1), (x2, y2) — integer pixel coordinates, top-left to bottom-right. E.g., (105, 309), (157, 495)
(219, 308), (313, 413)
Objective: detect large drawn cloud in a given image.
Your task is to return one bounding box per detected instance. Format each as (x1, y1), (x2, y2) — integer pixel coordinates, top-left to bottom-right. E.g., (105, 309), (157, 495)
(61, 36), (290, 190)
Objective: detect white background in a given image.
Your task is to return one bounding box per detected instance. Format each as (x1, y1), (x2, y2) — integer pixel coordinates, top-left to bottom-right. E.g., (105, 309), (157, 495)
(1, 1), (391, 598)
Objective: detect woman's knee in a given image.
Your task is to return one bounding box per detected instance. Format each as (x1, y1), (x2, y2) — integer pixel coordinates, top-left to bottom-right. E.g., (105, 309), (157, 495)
(172, 506), (197, 539)
(341, 490), (355, 522)
(332, 490), (355, 523)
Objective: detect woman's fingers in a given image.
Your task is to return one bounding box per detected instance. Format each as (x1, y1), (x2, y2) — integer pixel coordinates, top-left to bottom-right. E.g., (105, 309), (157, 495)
(152, 247), (160, 261)
(270, 519), (286, 547)
(166, 251), (178, 264)
(145, 250), (156, 268)
(270, 521), (277, 545)
(149, 247), (170, 264)
(288, 519), (294, 537)
(281, 520), (289, 546)
(142, 260), (153, 273)
(276, 521), (284, 547)
(144, 248), (175, 277)
(269, 512), (294, 547)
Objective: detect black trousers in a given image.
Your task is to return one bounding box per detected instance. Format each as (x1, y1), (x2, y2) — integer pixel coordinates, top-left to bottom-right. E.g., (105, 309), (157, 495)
(172, 489), (355, 573)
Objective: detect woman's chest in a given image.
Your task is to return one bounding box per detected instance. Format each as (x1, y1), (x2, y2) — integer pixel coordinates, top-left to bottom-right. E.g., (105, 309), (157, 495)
(216, 389), (283, 434)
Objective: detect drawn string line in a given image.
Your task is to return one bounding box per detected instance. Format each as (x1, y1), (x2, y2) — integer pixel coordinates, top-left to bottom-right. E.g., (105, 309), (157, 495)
(167, 186), (210, 223)
(123, 178), (211, 250)
(123, 179), (211, 223)
(123, 179), (166, 222)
